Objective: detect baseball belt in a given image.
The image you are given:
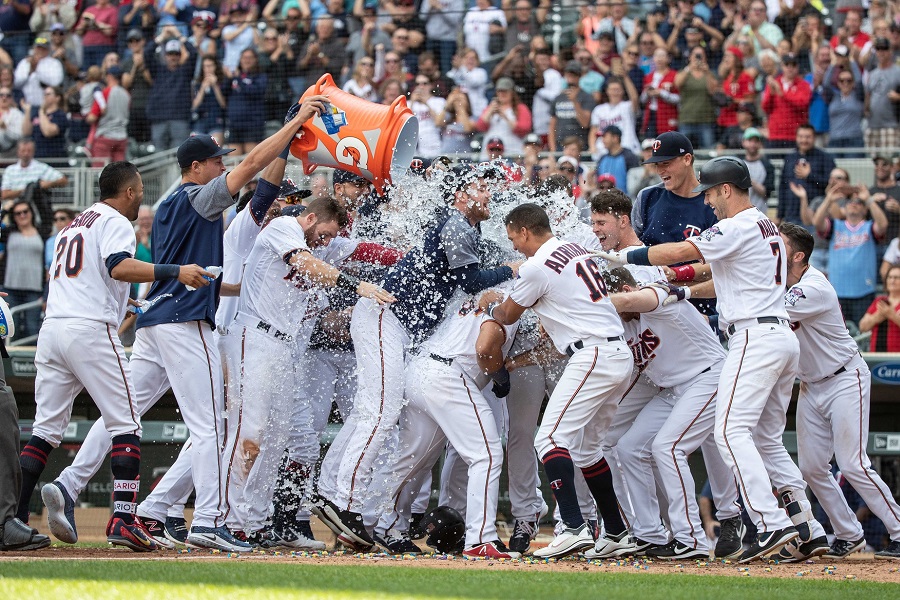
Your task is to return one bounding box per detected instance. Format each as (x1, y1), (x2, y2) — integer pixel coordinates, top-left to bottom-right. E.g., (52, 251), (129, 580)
(566, 337), (625, 357)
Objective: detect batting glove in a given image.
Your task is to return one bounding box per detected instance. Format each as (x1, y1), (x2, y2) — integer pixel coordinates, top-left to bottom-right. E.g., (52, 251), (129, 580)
(491, 367), (511, 398)
(591, 249), (629, 266)
(662, 283), (691, 306)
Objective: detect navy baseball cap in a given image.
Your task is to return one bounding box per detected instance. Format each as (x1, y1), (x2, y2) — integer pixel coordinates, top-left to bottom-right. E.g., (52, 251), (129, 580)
(642, 132), (694, 164)
(332, 169), (369, 185)
(176, 134), (234, 168)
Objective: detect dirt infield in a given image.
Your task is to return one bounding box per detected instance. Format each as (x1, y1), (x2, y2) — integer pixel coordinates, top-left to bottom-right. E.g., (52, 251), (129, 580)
(2, 546), (898, 583)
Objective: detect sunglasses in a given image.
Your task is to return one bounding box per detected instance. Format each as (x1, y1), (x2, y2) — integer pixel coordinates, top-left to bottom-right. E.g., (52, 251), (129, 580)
(14, 209), (31, 216)
(264, 37), (278, 41)
(284, 194), (305, 205)
(626, 51), (639, 56)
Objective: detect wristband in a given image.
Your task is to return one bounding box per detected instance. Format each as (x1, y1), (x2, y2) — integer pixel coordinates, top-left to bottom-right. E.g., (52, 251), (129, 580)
(278, 142), (291, 160)
(627, 247), (651, 266)
(154, 264), (180, 280)
(336, 272), (361, 293)
(671, 264), (695, 282)
(485, 302), (498, 320)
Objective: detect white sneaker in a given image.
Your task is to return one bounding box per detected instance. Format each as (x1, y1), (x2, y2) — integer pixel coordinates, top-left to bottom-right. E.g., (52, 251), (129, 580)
(533, 523), (595, 558)
(584, 531), (637, 559)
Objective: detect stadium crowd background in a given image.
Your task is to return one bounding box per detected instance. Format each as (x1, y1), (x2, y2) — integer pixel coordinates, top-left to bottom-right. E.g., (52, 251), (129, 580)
(1, 0), (900, 350)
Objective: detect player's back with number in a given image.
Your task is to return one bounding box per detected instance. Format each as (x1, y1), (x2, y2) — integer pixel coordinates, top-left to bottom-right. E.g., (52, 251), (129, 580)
(45, 202), (135, 325)
(515, 237), (623, 352)
(688, 208), (788, 325)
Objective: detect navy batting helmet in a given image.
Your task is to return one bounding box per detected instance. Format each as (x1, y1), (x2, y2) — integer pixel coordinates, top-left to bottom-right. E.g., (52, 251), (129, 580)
(691, 156), (753, 194)
(419, 506), (465, 553)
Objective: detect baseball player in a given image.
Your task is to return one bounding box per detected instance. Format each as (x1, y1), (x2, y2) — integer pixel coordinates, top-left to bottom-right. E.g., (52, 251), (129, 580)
(123, 98), (332, 552)
(223, 198), (393, 542)
(41, 139), (302, 548)
(17, 162), (211, 551)
(602, 266), (743, 560)
(779, 222), (900, 562)
(372, 289), (519, 558)
(486, 203), (634, 559)
(315, 165), (519, 551)
(597, 157), (827, 563)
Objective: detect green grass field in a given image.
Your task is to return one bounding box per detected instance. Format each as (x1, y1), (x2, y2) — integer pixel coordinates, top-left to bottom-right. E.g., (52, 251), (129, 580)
(0, 560), (896, 600)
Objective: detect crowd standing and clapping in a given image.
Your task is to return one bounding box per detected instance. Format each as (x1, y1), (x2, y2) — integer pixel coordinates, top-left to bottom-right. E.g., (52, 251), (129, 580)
(0, 0), (899, 564)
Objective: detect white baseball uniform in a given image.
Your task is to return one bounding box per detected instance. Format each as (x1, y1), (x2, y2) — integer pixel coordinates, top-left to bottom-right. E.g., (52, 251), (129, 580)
(787, 266), (900, 543)
(223, 215), (321, 534)
(375, 292), (517, 547)
(511, 237), (633, 466)
(687, 208), (805, 533)
(32, 203), (141, 446)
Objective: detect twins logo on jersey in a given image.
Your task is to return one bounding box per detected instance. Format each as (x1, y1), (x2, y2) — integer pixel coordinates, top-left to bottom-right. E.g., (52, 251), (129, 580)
(698, 225), (723, 242)
(457, 296), (485, 317)
(628, 328), (662, 369)
(785, 286), (807, 307)
(683, 224), (701, 238)
(283, 264), (314, 291)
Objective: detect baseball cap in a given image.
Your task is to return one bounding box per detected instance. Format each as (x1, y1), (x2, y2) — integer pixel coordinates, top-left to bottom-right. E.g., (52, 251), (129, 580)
(557, 155), (579, 169)
(726, 46), (744, 62)
(34, 37), (49, 48)
(408, 156), (431, 175)
(332, 169), (369, 185)
(281, 204), (307, 217)
(597, 173), (617, 185)
(875, 37), (891, 50)
(564, 60), (584, 75)
(495, 77), (515, 91)
(486, 137), (505, 150)
(782, 53), (799, 65)
(50, 23), (66, 33)
(736, 102), (754, 113)
(524, 133), (541, 146)
(685, 27), (701, 34)
(165, 39), (182, 54)
(279, 178), (308, 200)
(176, 134), (235, 168)
(595, 30), (615, 41)
(649, 4), (667, 15)
(126, 28), (143, 41)
(743, 127), (763, 140)
(106, 65), (123, 78)
(642, 131), (694, 164)
(602, 125), (623, 137)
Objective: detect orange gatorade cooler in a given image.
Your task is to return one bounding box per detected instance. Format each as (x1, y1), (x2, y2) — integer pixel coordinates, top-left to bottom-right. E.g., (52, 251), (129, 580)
(290, 74), (419, 193)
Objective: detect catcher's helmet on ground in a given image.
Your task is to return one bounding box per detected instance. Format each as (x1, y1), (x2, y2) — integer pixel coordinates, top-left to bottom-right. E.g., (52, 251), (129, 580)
(691, 156), (753, 194)
(419, 506), (465, 553)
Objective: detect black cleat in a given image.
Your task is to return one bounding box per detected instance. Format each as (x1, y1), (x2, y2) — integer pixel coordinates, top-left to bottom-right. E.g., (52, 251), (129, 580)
(875, 540), (900, 561)
(824, 537), (866, 559)
(714, 516), (746, 559)
(508, 519), (539, 554)
(645, 539), (709, 560)
(738, 526), (798, 563)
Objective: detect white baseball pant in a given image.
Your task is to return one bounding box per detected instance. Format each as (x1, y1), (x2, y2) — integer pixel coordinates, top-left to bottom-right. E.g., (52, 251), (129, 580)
(652, 365), (740, 551)
(377, 355), (503, 547)
(318, 298), (410, 512)
(797, 356), (900, 542)
(32, 319), (141, 446)
(715, 323), (801, 533)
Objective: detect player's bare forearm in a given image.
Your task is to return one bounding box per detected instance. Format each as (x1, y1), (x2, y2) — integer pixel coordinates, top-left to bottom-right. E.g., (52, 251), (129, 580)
(220, 282), (241, 296)
(484, 297), (526, 325)
(686, 279), (716, 298)
(290, 252), (395, 304)
(610, 288), (660, 314)
(111, 259), (212, 287)
(475, 320), (507, 374)
(648, 241), (702, 266)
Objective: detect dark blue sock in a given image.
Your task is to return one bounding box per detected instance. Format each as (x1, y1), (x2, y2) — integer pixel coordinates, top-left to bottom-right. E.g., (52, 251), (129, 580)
(581, 458), (626, 536)
(17, 436), (54, 522)
(541, 448), (584, 529)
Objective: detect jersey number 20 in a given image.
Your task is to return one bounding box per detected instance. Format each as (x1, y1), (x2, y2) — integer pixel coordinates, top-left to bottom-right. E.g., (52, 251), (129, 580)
(575, 259), (608, 302)
(53, 234), (85, 279)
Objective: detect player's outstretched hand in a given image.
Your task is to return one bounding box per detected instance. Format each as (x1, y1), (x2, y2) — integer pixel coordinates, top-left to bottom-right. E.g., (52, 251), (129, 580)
(178, 265), (215, 289)
(504, 260), (523, 277)
(357, 281), (397, 305)
(286, 94), (329, 125)
(592, 249), (629, 265)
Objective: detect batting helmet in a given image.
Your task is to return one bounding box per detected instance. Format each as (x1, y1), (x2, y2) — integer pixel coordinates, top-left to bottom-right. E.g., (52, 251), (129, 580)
(419, 506), (465, 553)
(691, 156), (753, 193)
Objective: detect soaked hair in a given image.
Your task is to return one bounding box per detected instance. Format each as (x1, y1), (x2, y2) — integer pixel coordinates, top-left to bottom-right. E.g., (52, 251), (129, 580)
(505, 203), (552, 235)
(99, 161), (140, 201)
(306, 196), (349, 229)
(602, 266), (636, 293)
(590, 188), (632, 218)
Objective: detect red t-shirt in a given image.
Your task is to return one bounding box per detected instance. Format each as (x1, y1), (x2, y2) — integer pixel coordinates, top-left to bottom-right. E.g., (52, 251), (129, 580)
(718, 71), (754, 128)
(866, 295), (900, 352)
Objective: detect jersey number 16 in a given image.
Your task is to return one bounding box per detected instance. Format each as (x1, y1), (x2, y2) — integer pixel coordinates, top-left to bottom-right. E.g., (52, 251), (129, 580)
(575, 259), (609, 302)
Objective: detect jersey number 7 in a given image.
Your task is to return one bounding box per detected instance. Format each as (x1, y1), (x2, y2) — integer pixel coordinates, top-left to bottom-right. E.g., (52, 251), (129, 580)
(53, 233), (85, 279)
(769, 241), (782, 286)
(575, 259), (608, 302)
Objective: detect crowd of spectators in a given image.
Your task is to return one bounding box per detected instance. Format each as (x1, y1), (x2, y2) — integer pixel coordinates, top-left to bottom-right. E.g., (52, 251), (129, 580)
(2, 0), (900, 346)
(0, 0), (893, 162)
